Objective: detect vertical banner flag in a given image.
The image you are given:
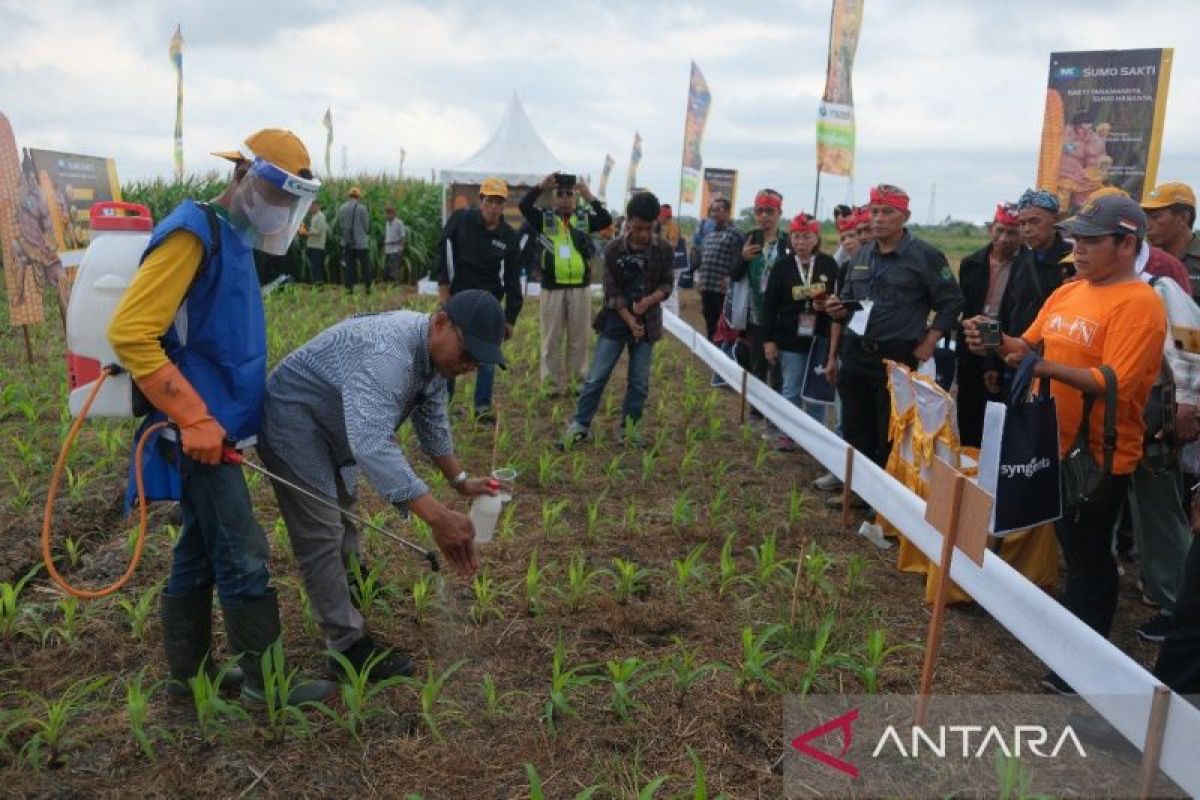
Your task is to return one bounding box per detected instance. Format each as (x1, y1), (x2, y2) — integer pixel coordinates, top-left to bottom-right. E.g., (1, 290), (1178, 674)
(0, 113), (54, 326)
(699, 167), (739, 214)
(168, 25), (184, 181)
(322, 107), (333, 178)
(598, 153), (615, 201)
(625, 132), (643, 199)
(399, 147), (406, 178)
(1036, 49), (1173, 214)
(816, 0), (863, 177)
(679, 62), (712, 205)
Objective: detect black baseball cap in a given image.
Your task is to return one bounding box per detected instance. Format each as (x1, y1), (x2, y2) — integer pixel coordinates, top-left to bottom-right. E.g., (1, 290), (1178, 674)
(443, 289), (507, 369)
(1057, 195), (1147, 238)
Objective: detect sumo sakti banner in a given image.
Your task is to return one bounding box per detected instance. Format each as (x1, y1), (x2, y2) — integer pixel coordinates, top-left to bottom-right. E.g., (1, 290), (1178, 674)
(816, 0), (863, 177)
(1036, 48), (1173, 214)
(699, 167), (738, 213)
(27, 148), (122, 252)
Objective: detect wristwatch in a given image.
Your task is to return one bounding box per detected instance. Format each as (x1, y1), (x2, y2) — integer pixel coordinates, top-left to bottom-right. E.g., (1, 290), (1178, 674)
(451, 470), (468, 487)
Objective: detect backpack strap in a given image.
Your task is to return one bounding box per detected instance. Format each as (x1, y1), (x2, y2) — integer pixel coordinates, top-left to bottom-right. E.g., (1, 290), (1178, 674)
(1098, 365), (1118, 476)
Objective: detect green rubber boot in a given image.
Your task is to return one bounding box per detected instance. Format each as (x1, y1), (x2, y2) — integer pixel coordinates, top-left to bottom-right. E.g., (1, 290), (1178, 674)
(222, 589), (335, 706)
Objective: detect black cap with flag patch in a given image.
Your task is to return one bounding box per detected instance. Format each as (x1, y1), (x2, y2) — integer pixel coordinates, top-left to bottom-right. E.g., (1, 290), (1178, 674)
(1057, 195), (1147, 238)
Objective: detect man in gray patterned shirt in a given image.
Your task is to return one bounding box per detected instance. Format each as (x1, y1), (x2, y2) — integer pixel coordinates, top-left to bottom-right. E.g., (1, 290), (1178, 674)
(257, 290), (505, 680)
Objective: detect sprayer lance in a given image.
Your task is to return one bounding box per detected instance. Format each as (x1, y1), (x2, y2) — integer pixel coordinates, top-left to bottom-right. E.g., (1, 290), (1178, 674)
(222, 446), (439, 572)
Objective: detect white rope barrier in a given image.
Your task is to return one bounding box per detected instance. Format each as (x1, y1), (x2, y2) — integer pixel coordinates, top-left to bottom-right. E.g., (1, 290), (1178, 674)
(663, 309), (1200, 796)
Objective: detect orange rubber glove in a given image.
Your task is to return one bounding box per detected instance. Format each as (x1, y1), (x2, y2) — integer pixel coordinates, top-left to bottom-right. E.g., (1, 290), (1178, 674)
(135, 362), (226, 465)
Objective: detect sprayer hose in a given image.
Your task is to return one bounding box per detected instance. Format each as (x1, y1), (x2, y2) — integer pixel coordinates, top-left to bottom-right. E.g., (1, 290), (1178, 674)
(41, 369), (164, 599)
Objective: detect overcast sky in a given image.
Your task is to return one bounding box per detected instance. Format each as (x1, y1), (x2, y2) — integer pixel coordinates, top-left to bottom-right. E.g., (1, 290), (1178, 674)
(2, 0), (1198, 223)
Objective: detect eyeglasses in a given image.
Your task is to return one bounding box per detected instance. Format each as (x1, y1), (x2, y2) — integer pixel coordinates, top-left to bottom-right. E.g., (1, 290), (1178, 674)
(555, 189), (575, 198)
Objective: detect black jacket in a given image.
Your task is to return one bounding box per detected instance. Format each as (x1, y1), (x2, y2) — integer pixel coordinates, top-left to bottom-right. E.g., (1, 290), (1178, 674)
(762, 250), (838, 352)
(518, 186), (612, 289)
(956, 243), (1031, 355)
(433, 208), (523, 324)
(998, 234), (1074, 340)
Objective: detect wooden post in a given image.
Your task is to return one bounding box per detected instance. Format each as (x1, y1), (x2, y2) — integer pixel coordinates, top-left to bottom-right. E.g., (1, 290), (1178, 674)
(738, 368), (749, 424)
(21, 325), (34, 365)
(490, 404), (502, 471)
(915, 471), (965, 727)
(690, 328), (697, 366)
(1137, 685), (1173, 800)
(841, 445), (855, 529)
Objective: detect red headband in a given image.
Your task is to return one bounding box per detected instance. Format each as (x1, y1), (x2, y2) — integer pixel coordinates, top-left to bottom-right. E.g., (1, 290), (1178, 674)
(789, 213), (820, 234)
(836, 216), (859, 233)
(993, 203), (1019, 226)
(854, 207), (872, 226)
(869, 185), (910, 212)
(754, 191), (782, 210)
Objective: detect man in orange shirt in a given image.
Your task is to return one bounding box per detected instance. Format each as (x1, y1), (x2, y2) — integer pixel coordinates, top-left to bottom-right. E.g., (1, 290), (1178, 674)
(967, 194), (1166, 695)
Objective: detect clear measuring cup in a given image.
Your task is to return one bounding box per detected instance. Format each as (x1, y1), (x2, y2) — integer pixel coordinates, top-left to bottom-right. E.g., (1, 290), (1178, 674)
(471, 468), (518, 544)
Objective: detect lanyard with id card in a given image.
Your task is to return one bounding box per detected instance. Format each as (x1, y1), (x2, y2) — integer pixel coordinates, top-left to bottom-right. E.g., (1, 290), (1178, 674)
(793, 256), (817, 337)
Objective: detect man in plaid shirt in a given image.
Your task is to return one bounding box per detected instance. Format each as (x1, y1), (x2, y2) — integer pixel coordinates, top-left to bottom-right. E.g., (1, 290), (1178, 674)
(695, 196), (745, 341)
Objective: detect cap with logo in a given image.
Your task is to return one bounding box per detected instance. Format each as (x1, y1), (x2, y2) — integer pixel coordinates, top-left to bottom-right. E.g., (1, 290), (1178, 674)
(442, 289), (508, 369)
(1057, 195), (1147, 238)
(1142, 181), (1196, 211)
(480, 177), (508, 200)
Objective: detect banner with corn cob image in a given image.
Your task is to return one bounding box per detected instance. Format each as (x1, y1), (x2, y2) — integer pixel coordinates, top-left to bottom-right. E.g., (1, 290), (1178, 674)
(0, 112), (47, 327)
(1036, 49), (1173, 215)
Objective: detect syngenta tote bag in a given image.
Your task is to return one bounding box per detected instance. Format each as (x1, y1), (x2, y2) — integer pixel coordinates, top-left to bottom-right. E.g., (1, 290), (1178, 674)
(977, 354), (1062, 534)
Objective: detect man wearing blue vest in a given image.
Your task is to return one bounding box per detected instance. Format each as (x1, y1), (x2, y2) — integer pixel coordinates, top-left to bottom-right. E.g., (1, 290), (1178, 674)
(520, 172), (613, 398)
(108, 128), (333, 705)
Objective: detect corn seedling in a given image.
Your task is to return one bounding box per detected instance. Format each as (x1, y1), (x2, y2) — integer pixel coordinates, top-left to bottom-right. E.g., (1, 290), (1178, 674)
(717, 533), (740, 597)
(497, 501), (519, 540)
(349, 555), (393, 613)
(745, 533), (793, 590)
(118, 581), (161, 642)
(585, 494), (605, 539)
(571, 450), (587, 482)
(257, 639), (314, 740)
(542, 639), (599, 735)
(603, 453), (627, 481)
(803, 545), (835, 596)
(738, 624), (786, 693)
(708, 483), (730, 520)
(994, 751), (1042, 800)
(125, 668), (170, 759)
(17, 674), (110, 769)
(469, 569), (503, 625)
(640, 449), (659, 483)
(706, 414), (723, 440)
(540, 498), (569, 538)
(524, 549), (552, 616)
(525, 762), (602, 800)
(845, 628), (919, 694)
(665, 639), (731, 701)
(844, 554), (867, 595)
(0, 566), (38, 637)
(537, 451), (562, 486)
(125, 526), (140, 558)
(399, 659), (466, 742)
(609, 557), (655, 605)
(713, 458), (732, 484)
(560, 552), (605, 612)
(753, 439), (770, 471)
(481, 674), (523, 720)
(680, 441), (702, 474)
(671, 544), (707, 604)
(687, 746), (733, 800)
(316, 649), (407, 742)
(636, 775), (671, 799)
(795, 612), (844, 698)
(6, 471), (33, 514)
(62, 536), (82, 568)
(671, 488), (696, 530)
(52, 595), (82, 645)
(162, 523), (180, 545)
(271, 517), (291, 559)
(410, 572), (439, 623)
(787, 488), (812, 529)
(604, 657), (663, 723)
(623, 496), (639, 532)
(190, 659), (249, 743)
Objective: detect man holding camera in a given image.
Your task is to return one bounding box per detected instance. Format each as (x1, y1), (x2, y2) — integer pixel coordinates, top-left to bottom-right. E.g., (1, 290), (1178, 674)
(965, 194), (1166, 694)
(520, 172), (613, 398)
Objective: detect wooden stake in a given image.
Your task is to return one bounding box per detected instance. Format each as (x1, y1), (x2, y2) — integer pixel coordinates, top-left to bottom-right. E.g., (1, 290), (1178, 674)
(915, 471), (965, 727)
(738, 368), (749, 424)
(21, 325), (34, 365)
(1137, 685), (1173, 800)
(788, 536), (809, 628)
(841, 445), (855, 529)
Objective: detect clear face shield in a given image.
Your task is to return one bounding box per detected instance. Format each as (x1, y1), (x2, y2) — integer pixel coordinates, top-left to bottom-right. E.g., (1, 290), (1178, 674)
(231, 157), (320, 255)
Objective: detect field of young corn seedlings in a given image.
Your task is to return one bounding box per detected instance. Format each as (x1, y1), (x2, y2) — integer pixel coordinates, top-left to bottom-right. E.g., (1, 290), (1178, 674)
(0, 283), (1143, 798)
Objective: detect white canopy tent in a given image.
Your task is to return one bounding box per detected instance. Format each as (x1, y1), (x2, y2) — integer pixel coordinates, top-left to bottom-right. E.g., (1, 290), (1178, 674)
(439, 92), (564, 190)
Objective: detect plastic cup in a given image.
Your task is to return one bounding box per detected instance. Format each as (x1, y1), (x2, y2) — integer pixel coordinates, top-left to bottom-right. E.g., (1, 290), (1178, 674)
(491, 468), (517, 502)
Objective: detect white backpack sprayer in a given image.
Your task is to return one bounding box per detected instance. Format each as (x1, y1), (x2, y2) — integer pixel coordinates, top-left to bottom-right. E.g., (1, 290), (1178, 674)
(42, 202), (438, 600)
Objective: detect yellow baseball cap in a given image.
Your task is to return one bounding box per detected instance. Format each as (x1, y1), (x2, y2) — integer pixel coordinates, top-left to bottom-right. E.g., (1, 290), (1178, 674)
(1142, 181), (1196, 210)
(1087, 186), (1129, 202)
(212, 128), (312, 176)
(348, 186), (362, 198)
(480, 177), (508, 199)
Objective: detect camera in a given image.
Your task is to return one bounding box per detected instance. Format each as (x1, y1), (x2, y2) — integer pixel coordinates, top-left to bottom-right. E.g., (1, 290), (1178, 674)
(980, 318), (1002, 347)
(553, 172), (577, 189)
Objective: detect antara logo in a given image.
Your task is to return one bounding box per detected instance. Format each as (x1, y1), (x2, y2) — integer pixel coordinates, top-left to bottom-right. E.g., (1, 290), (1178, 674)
(791, 709), (860, 778)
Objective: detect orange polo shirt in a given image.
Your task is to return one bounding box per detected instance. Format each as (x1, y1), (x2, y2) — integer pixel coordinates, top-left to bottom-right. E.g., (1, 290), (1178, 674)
(1022, 278), (1166, 475)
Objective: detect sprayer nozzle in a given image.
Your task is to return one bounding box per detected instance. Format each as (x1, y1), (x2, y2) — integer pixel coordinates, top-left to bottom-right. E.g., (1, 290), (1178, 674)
(426, 551), (440, 572)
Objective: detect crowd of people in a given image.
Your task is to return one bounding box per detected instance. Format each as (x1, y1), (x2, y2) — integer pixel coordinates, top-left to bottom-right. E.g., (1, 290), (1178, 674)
(104, 122), (1200, 710)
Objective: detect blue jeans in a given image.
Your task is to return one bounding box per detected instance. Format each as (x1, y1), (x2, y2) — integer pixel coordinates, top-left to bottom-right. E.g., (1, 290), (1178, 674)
(779, 349), (826, 423)
(166, 453), (271, 608)
(575, 335), (653, 428)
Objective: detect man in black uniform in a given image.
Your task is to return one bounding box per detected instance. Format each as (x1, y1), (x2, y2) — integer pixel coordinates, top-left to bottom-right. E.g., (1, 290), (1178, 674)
(434, 177), (522, 422)
(825, 184), (964, 500)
